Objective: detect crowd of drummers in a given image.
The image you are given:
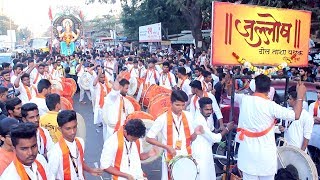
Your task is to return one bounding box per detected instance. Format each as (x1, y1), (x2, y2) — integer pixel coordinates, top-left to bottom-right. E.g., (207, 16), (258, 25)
(0, 45), (319, 180)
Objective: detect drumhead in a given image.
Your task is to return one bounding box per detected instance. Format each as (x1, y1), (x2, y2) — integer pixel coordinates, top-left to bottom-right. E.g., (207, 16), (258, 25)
(79, 72), (92, 91)
(127, 77), (138, 96)
(51, 79), (63, 91)
(140, 119), (163, 164)
(171, 156), (198, 179)
(277, 145), (318, 179)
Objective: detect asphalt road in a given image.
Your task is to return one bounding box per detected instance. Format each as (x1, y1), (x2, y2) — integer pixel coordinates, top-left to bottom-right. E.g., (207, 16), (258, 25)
(73, 93), (162, 180)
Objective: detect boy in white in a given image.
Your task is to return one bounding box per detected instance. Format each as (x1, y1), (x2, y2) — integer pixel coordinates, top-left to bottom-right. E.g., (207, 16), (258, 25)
(30, 79), (51, 116)
(177, 67), (193, 109)
(228, 75), (305, 180)
(14, 73), (37, 105)
(47, 110), (102, 180)
(141, 59), (160, 85)
(159, 62), (177, 90)
(21, 103), (54, 158)
(146, 90), (204, 180)
(100, 119), (157, 180)
(1, 123), (54, 180)
(279, 91), (313, 151)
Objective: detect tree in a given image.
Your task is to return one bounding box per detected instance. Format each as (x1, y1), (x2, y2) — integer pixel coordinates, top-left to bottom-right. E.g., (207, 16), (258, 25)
(121, 0), (188, 40)
(84, 15), (121, 39)
(0, 15), (18, 35)
(16, 27), (32, 43)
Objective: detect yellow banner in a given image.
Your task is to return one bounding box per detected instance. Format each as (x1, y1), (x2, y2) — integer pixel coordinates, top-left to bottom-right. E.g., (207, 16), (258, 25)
(211, 2), (311, 67)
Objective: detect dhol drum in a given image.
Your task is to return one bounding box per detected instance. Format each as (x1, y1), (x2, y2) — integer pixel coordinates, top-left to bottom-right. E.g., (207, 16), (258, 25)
(126, 112), (163, 164)
(50, 79), (63, 93)
(76, 112), (86, 142)
(78, 72), (92, 91)
(168, 155), (199, 180)
(148, 93), (171, 118)
(60, 96), (73, 110)
(125, 96), (141, 111)
(141, 84), (171, 108)
(277, 145), (318, 180)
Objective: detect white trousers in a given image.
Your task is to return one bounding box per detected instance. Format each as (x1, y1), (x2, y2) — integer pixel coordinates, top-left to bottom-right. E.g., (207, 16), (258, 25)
(79, 87), (92, 102)
(242, 172), (274, 180)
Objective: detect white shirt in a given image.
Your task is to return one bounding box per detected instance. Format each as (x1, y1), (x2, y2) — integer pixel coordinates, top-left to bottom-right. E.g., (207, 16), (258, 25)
(130, 67), (142, 78)
(189, 93), (223, 121)
(104, 60), (115, 82)
(37, 127), (54, 156)
(47, 138), (85, 180)
(103, 90), (134, 138)
(308, 102), (320, 149)
(235, 94), (295, 176)
(178, 78), (192, 96)
(159, 72), (177, 90)
(284, 109), (313, 150)
(11, 74), (18, 84)
(147, 111), (194, 180)
(192, 111), (221, 180)
(16, 83), (38, 105)
(100, 133), (144, 180)
(212, 74), (219, 86)
(142, 69), (160, 85)
(30, 97), (49, 116)
(1, 154), (53, 180)
(31, 72), (46, 86)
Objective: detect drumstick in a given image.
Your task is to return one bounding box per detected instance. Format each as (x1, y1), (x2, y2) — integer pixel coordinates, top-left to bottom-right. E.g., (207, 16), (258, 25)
(94, 162), (104, 180)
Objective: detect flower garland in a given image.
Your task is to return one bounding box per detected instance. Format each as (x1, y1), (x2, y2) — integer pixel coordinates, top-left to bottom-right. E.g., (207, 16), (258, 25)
(232, 52), (294, 75)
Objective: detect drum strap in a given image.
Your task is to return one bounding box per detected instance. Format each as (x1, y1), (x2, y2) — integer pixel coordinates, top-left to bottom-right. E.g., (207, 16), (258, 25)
(114, 97), (125, 133)
(313, 101), (319, 117)
(166, 110), (192, 161)
(14, 157), (47, 180)
(161, 72), (173, 87)
(38, 127), (47, 155)
(114, 128), (141, 180)
(59, 138), (84, 180)
(236, 92), (275, 141)
(24, 85), (37, 100)
(145, 69), (157, 84)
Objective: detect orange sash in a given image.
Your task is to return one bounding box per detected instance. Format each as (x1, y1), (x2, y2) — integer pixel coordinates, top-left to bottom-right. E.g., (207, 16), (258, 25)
(38, 127), (47, 153)
(99, 82), (106, 108)
(236, 92), (276, 141)
(24, 85), (37, 100)
(59, 138), (84, 180)
(114, 128), (141, 180)
(179, 77), (187, 89)
(314, 101), (319, 117)
(193, 91), (208, 110)
(114, 97), (124, 133)
(33, 73), (40, 84)
(13, 157), (47, 180)
(166, 110), (192, 160)
(145, 69), (157, 83)
(161, 72), (173, 87)
(36, 94), (45, 99)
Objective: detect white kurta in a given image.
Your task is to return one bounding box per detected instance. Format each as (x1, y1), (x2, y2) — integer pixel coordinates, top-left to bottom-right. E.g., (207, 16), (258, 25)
(189, 93), (223, 121)
(93, 82), (108, 125)
(47, 138), (85, 180)
(30, 97), (49, 116)
(142, 69), (160, 85)
(235, 94), (295, 176)
(178, 78), (192, 96)
(284, 109), (313, 150)
(100, 133), (144, 180)
(37, 127), (54, 156)
(308, 102), (320, 149)
(146, 111), (194, 180)
(17, 83), (37, 105)
(103, 89), (134, 141)
(192, 111), (222, 180)
(159, 72), (177, 90)
(1, 154), (53, 180)
(130, 68), (141, 78)
(31, 72), (46, 86)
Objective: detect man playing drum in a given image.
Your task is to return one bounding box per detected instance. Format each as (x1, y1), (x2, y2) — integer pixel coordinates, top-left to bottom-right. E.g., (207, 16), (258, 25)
(103, 72), (134, 141)
(146, 90), (204, 180)
(100, 119), (157, 180)
(192, 97), (234, 180)
(227, 74), (306, 180)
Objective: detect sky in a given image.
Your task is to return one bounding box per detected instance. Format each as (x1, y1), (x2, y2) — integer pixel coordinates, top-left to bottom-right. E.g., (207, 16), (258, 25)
(0, 0), (121, 36)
